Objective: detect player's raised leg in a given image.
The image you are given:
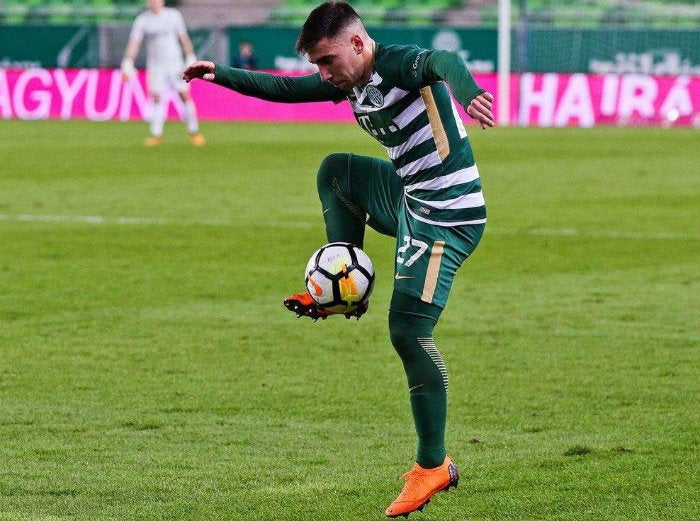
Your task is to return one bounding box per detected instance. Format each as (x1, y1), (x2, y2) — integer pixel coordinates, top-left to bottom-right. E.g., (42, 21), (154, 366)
(284, 153), (399, 320)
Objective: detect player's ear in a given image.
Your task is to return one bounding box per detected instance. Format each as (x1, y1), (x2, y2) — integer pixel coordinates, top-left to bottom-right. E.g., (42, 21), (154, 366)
(351, 34), (364, 55)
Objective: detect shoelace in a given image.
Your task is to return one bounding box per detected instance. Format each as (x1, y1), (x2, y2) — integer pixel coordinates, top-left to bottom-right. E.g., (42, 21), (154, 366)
(398, 468), (427, 496)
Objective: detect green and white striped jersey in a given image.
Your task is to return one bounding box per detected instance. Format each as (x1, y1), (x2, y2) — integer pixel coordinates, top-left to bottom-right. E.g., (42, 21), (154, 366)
(347, 43), (486, 227)
(212, 42), (487, 226)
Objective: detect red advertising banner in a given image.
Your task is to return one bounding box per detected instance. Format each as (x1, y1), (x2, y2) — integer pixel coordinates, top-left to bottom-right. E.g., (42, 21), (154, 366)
(0, 68), (698, 127)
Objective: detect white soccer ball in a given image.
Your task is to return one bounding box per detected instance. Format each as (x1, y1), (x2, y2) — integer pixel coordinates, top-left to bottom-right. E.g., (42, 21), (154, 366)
(305, 242), (375, 313)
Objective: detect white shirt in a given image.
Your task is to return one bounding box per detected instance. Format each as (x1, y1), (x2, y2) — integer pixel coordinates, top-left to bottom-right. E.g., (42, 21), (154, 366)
(130, 7), (186, 68)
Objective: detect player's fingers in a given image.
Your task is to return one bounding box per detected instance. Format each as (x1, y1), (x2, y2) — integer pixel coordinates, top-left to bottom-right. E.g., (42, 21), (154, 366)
(472, 97), (492, 115)
(468, 101), (494, 128)
(474, 110), (494, 129)
(473, 93), (494, 123)
(480, 91), (494, 105)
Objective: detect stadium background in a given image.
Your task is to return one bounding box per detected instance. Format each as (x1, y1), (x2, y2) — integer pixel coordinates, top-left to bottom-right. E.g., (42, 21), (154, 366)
(0, 0), (698, 126)
(1, 3), (698, 521)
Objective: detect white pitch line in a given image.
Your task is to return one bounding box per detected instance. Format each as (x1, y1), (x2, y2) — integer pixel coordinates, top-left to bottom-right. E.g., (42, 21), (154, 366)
(0, 213), (316, 229)
(0, 213), (697, 240)
(487, 227), (699, 241)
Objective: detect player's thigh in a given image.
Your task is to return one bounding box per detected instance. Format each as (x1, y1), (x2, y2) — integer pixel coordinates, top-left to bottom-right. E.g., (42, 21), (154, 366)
(393, 213), (484, 308)
(146, 66), (168, 95)
(167, 68), (190, 94)
(346, 154), (403, 237)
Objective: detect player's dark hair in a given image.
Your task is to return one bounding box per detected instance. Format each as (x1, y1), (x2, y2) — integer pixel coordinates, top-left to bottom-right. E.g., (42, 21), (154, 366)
(295, 1), (361, 55)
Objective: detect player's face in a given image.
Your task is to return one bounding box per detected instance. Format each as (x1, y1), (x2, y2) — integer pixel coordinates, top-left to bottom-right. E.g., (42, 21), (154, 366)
(307, 35), (367, 90)
(147, 0), (164, 12)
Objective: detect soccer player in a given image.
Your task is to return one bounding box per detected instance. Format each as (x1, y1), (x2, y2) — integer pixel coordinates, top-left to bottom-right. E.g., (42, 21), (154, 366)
(121, 0), (205, 146)
(184, 1), (493, 517)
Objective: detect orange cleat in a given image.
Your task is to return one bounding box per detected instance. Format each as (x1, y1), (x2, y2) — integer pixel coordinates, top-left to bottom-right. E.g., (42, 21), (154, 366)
(385, 456), (459, 518)
(283, 292), (369, 321)
(144, 136), (163, 147)
(188, 132), (206, 146)
(284, 291), (332, 321)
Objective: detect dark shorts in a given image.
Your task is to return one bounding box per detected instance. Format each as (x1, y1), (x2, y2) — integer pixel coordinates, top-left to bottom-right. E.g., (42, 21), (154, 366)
(343, 153), (485, 308)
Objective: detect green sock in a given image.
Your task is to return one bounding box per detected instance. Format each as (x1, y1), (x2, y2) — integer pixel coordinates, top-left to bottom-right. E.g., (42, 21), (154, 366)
(389, 293), (448, 469)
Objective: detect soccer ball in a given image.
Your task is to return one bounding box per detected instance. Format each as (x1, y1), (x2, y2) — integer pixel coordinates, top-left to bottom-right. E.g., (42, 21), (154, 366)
(305, 242), (375, 313)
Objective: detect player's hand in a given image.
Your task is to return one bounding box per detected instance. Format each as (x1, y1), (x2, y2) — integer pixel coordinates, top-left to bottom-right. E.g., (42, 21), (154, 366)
(467, 91), (495, 129)
(120, 57), (135, 83)
(183, 60), (216, 82)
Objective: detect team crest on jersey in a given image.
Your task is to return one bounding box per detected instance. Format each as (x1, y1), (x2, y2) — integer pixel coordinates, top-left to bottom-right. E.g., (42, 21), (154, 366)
(365, 85), (384, 107)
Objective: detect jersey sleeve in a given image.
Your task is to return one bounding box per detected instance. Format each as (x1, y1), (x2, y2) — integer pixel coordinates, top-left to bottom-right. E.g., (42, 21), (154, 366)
(212, 65), (345, 103)
(398, 47), (485, 112)
(129, 14), (144, 42)
(173, 9), (187, 35)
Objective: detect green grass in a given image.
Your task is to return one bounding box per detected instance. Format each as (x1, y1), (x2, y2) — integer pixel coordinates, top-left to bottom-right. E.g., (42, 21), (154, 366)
(0, 120), (698, 521)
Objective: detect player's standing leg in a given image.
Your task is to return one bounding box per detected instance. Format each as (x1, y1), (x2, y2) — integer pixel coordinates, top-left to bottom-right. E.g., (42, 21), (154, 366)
(145, 67), (166, 146)
(172, 67), (205, 146)
(384, 292), (459, 518)
(385, 215), (484, 518)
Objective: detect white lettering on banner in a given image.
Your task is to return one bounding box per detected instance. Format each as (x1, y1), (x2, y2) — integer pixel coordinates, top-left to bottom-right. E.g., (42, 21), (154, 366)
(518, 72), (696, 126)
(600, 74), (619, 116)
(84, 69), (122, 121)
(54, 68), (89, 120)
(554, 73), (595, 127)
(590, 51), (700, 76)
(119, 75), (149, 121)
(0, 68), (186, 122)
(13, 68), (52, 119)
(0, 69), (12, 118)
(618, 74), (658, 119)
(0, 68), (696, 126)
(659, 76), (693, 118)
(519, 73), (558, 126)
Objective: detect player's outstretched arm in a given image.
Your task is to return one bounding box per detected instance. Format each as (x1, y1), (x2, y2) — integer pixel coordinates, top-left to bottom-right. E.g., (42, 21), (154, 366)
(422, 50), (495, 129)
(183, 61), (343, 104)
(183, 60), (216, 82)
(467, 91), (495, 130)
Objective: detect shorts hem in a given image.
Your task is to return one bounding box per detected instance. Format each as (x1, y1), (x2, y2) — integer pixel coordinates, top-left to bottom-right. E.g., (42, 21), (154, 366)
(392, 286), (447, 310)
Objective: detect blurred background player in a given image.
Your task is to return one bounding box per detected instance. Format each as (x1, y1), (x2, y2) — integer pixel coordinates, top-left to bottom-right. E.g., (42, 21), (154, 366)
(232, 40), (258, 71)
(121, 0), (205, 146)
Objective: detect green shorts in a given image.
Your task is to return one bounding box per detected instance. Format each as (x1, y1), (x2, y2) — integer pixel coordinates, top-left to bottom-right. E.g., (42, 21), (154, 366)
(339, 153), (485, 309)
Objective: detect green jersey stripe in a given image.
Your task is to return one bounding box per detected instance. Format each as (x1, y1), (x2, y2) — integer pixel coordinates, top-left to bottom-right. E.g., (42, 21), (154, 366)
(407, 190), (485, 210)
(404, 165), (480, 192)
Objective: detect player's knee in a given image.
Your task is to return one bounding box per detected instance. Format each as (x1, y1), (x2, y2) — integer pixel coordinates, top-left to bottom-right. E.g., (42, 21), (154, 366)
(317, 153), (350, 188)
(389, 311), (424, 359)
(389, 328), (413, 358)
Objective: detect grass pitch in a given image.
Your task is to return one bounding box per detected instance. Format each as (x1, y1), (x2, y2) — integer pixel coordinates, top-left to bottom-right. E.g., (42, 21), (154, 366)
(0, 120), (698, 521)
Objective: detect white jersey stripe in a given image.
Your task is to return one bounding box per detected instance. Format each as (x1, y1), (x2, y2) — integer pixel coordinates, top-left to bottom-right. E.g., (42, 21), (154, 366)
(385, 124), (433, 160)
(450, 98), (468, 139)
(396, 151), (442, 178)
(393, 96), (426, 129)
(406, 190), (485, 210)
(404, 165), (480, 192)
